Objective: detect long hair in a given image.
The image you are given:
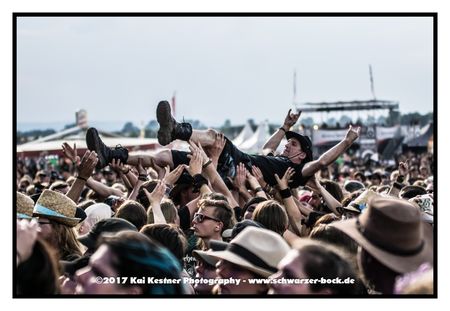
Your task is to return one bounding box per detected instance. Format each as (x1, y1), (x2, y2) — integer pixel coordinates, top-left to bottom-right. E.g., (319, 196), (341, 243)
(16, 239), (60, 295)
(50, 221), (82, 260)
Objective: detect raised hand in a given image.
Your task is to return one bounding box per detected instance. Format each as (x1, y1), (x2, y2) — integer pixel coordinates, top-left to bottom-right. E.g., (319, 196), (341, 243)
(188, 140), (209, 163)
(77, 150), (98, 180)
(234, 163), (248, 190)
(251, 165), (267, 188)
(62, 142), (80, 165)
(207, 132), (227, 160)
(136, 157), (148, 177)
(246, 170), (262, 190)
(274, 167), (295, 190)
(165, 164), (187, 187)
(345, 125), (361, 143)
(143, 180), (167, 206)
(187, 149), (203, 176)
(398, 161), (409, 177)
(17, 218), (40, 265)
(283, 109), (301, 131)
(110, 158), (129, 174)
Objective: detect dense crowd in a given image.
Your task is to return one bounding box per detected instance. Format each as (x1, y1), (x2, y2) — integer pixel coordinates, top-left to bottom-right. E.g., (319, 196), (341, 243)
(16, 101), (434, 296)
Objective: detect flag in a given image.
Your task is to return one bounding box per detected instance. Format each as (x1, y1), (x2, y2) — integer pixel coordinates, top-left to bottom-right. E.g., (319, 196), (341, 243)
(171, 92), (176, 118)
(369, 65), (376, 100)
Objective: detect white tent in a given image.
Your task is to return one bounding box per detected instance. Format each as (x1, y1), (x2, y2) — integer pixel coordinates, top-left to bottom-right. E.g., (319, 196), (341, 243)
(239, 121), (270, 154)
(232, 121), (254, 147)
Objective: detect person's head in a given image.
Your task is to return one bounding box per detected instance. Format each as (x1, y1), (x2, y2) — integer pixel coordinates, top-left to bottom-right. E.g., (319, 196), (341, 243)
(19, 175), (32, 192)
(169, 172), (197, 206)
(281, 132), (313, 165)
(399, 185), (427, 200)
(354, 171), (366, 183)
(331, 196), (433, 294)
(222, 219), (265, 242)
(77, 218), (138, 254)
(102, 167), (117, 184)
(307, 191), (322, 209)
(313, 213), (340, 228)
(16, 239), (60, 295)
(37, 217), (83, 261)
(75, 231), (183, 295)
(192, 199), (235, 240)
(344, 180), (365, 194)
(252, 200), (288, 235)
(370, 173), (382, 186)
(78, 203), (111, 236)
(35, 170), (49, 184)
(140, 224), (187, 265)
(309, 224), (358, 255)
(192, 240), (228, 294)
(242, 196), (267, 220)
(269, 239), (363, 295)
(49, 180), (69, 195)
(135, 180), (158, 209)
(115, 200), (147, 231)
(320, 180), (344, 203)
(210, 227), (290, 295)
(147, 199), (180, 226)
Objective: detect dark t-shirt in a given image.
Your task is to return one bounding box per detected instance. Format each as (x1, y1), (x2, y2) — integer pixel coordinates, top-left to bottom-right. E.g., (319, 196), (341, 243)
(171, 137), (310, 189)
(178, 205), (191, 231)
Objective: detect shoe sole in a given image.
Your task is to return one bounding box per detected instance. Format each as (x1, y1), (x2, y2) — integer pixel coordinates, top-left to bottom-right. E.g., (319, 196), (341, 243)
(86, 128), (107, 169)
(156, 101), (175, 146)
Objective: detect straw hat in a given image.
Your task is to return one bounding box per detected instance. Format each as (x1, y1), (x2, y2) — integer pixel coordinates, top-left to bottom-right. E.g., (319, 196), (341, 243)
(331, 195), (433, 274)
(33, 189), (82, 227)
(207, 227), (290, 278)
(17, 192), (34, 219)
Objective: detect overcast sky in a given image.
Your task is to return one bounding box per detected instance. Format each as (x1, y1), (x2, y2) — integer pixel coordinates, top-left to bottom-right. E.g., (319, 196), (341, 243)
(17, 16), (433, 128)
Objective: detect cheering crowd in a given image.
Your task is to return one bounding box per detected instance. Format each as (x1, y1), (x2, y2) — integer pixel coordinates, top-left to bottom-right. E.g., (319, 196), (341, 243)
(16, 101), (434, 296)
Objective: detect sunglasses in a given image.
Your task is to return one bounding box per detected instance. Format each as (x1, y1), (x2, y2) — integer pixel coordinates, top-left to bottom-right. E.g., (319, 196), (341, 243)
(193, 213), (221, 223)
(38, 220), (52, 225)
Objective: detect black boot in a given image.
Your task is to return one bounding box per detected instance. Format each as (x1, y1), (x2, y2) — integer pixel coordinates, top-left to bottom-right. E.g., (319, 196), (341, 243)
(86, 128), (129, 169)
(156, 100), (192, 146)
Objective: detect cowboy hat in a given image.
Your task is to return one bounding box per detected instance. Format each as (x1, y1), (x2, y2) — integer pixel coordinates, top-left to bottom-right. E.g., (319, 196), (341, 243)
(33, 189), (83, 227)
(207, 227), (290, 278)
(17, 192), (34, 219)
(192, 240), (228, 267)
(331, 195), (433, 274)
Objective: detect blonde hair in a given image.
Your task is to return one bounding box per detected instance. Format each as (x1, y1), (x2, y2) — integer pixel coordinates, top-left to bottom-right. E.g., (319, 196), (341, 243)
(50, 222), (82, 260)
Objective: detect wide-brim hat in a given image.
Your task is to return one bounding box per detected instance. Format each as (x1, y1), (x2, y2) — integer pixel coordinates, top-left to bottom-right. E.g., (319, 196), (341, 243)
(33, 189), (82, 227)
(17, 192), (34, 219)
(331, 195), (433, 274)
(285, 131), (313, 162)
(207, 227), (290, 278)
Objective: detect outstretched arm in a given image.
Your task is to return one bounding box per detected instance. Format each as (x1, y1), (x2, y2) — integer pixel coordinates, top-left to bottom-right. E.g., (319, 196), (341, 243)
(66, 151), (98, 203)
(262, 109), (301, 154)
(302, 125), (360, 177)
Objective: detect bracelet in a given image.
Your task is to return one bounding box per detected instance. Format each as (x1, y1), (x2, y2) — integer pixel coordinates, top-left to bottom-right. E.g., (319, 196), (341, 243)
(397, 175), (405, 184)
(76, 176), (87, 182)
(255, 187), (264, 193)
(280, 188), (292, 199)
(393, 182), (403, 190)
(202, 159), (212, 169)
(123, 168), (130, 174)
(279, 127), (287, 133)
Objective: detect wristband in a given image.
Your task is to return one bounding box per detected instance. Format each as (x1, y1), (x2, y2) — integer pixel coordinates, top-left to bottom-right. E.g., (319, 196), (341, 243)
(123, 168), (130, 174)
(279, 127), (287, 133)
(76, 176), (87, 182)
(397, 175), (405, 184)
(138, 174), (148, 182)
(280, 188), (292, 199)
(202, 159), (213, 169)
(255, 187), (264, 193)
